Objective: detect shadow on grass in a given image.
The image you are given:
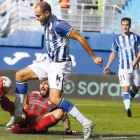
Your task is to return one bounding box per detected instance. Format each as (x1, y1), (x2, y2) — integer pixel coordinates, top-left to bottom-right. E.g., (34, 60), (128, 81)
(46, 131), (83, 135)
(0, 124), (6, 127)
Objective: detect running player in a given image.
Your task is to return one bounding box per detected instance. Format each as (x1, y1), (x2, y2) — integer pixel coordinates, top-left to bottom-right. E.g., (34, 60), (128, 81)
(7, 2), (103, 139)
(103, 17), (140, 117)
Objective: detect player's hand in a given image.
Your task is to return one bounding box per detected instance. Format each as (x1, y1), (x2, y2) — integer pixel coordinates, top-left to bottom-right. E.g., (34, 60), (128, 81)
(132, 59), (138, 67)
(5, 125), (14, 130)
(103, 67), (109, 74)
(93, 57), (103, 67)
(66, 129), (76, 135)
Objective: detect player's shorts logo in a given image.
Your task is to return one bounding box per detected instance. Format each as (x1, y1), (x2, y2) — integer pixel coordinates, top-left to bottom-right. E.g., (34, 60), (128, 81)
(56, 74), (61, 82)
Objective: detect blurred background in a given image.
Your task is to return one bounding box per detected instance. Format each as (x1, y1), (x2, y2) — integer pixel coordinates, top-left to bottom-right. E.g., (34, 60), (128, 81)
(0, 0), (140, 102)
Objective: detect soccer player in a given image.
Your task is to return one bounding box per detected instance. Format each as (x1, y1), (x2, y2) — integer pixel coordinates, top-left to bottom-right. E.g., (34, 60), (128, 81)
(0, 78), (76, 134)
(103, 17), (140, 117)
(7, 2), (103, 139)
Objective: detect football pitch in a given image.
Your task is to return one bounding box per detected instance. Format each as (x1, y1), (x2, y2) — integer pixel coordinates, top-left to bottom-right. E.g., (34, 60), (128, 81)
(0, 95), (140, 140)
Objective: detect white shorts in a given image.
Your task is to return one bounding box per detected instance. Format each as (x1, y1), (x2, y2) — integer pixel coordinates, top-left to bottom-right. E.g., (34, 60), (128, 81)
(118, 68), (140, 87)
(29, 59), (72, 91)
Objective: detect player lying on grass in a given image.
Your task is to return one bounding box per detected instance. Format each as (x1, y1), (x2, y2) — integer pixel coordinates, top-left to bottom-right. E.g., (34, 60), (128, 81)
(0, 77), (76, 134)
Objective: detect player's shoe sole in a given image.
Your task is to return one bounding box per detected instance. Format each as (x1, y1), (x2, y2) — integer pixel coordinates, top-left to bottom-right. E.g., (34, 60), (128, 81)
(126, 109), (132, 117)
(83, 120), (96, 140)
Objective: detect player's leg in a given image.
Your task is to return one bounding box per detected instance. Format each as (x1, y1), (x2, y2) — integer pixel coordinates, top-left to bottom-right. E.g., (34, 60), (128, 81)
(12, 109), (64, 134)
(6, 66), (38, 127)
(49, 89), (95, 139)
(129, 68), (140, 100)
(119, 70), (132, 117)
(15, 66), (38, 115)
(129, 85), (139, 100)
(49, 61), (95, 139)
(122, 86), (132, 117)
(7, 60), (49, 127)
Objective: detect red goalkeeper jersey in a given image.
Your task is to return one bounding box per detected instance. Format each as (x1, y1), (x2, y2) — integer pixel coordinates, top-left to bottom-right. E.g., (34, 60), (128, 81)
(25, 91), (56, 116)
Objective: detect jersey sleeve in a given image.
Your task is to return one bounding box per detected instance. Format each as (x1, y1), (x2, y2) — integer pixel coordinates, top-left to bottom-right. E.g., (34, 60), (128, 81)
(111, 38), (118, 52)
(54, 20), (73, 37)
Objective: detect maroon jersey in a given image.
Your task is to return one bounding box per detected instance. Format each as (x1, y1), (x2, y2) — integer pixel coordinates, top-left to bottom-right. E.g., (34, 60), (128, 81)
(25, 91), (56, 116)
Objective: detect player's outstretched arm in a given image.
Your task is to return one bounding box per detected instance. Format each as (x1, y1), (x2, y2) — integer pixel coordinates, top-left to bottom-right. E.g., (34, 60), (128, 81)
(132, 48), (140, 67)
(69, 28), (103, 67)
(62, 113), (76, 135)
(103, 51), (116, 74)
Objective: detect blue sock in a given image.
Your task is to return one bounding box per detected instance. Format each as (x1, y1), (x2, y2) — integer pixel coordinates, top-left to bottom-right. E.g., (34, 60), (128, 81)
(57, 98), (74, 113)
(15, 81), (27, 95)
(57, 98), (89, 125)
(15, 81), (27, 114)
(123, 91), (131, 110)
(129, 89), (136, 98)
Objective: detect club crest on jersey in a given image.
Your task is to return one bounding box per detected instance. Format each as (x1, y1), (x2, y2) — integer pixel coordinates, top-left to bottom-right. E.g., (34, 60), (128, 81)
(131, 39), (133, 41)
(55, 21), (59, 24)
(48, 101), (52, 105)
(49, 30), (51, 34)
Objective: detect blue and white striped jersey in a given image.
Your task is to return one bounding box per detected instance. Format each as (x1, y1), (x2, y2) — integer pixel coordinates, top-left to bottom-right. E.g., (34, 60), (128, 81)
(44, 15), (73, 62)
(111, 32), (140, 70)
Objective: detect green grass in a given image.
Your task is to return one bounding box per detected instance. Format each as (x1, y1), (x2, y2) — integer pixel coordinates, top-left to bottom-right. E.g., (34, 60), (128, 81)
(0, 95), (140, 140)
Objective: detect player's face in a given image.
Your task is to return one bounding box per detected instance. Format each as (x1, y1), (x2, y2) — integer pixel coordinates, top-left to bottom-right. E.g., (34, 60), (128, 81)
(34, 7), (50, 26)
(40, 81), (49, 97)
(121, 21), (131, 35)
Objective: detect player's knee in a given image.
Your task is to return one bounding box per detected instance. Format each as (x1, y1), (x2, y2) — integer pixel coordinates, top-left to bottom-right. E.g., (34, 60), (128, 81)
(54, 109), (64, 119)
(16, 70), (25, 81)
(49, 97), (60, 105)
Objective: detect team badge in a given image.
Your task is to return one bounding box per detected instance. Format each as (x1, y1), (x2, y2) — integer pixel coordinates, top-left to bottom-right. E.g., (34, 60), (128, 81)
(55, 21), (59, 24)
(131, 39), (133, 41)
(48, 101), (52, 105)
(49, 30), (51, 34)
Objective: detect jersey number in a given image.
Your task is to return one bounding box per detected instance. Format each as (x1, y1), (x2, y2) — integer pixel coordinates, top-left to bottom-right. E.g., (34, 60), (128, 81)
(120, 75), (125, 81)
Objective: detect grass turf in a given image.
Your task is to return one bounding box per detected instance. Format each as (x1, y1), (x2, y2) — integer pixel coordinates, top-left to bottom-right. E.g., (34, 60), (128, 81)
(0, 95), (140, 140)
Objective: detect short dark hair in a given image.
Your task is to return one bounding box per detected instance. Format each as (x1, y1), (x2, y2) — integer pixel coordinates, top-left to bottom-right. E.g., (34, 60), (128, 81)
(121, 17), (131, 25)
(36, 1), (51, 14)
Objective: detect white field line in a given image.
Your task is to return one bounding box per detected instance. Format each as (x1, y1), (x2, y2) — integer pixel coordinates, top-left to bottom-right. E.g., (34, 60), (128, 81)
(63, 136), (140, 139)
(75, 104), (140, 108)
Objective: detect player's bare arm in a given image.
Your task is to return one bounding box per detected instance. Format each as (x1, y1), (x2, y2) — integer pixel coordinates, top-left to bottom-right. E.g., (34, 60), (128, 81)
(132, 47), (140, 67)
(69, 28), (103, 67)
(62, 114), (76, 135)
(103, 51), (116, 74)
(23, 105), (28, 110)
